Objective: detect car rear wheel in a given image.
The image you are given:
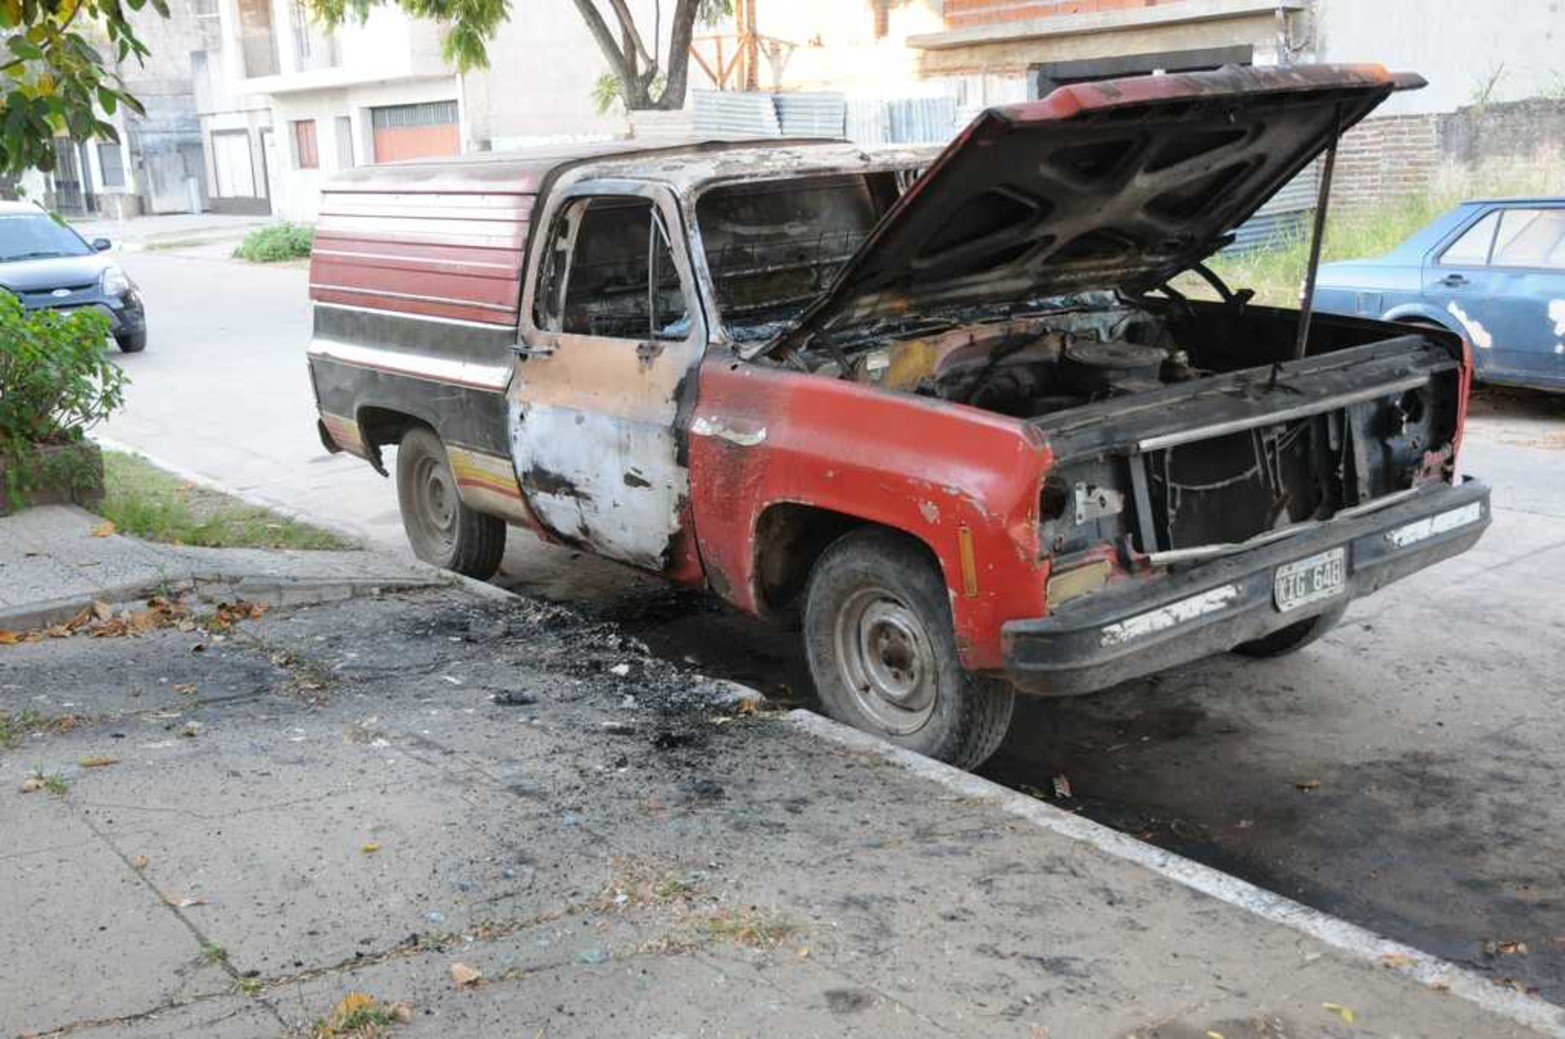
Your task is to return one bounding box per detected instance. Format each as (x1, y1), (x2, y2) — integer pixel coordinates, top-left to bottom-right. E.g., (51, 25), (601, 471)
(1232, 602), (1346, 658)
(114, 329), (147, 353)
(396, 427), (505, 580)
(803, 527), (1015, 769)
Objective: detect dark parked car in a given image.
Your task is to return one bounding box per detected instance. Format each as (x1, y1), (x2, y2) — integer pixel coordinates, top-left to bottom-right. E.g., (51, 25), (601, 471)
(0, 200), (146, 352)
(1315, 198), (1565, 391)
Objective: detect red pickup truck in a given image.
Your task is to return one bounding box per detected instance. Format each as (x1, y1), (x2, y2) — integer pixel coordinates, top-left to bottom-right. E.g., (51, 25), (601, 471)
(308, 65), (1488, 767)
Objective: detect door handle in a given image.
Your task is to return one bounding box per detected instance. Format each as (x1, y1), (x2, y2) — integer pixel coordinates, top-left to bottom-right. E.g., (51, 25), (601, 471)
(1441, 273), (1469, 288)
(513, 343), (555, 360)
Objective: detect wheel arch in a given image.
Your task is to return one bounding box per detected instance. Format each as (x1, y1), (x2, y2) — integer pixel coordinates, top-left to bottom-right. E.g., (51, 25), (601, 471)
(355, 404), (437, 474)
(751, 502), (947, 620)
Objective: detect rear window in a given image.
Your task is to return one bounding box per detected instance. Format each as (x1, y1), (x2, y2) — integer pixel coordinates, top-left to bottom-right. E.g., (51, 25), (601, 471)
(695, 174), (895, 341)
(0, 212), (92, 263)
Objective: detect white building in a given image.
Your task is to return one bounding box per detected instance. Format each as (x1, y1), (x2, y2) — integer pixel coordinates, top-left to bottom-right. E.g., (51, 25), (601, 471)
(199, 0), (665, 220)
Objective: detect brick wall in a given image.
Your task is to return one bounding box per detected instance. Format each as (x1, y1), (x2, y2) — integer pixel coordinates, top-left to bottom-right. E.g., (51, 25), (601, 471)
(1333, 97), (1565, 207)
(1333, 113), (1440, 207)
(943, 0), (1177, 29)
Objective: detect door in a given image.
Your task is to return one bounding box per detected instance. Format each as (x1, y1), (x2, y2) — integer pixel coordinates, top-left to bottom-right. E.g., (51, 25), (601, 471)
(212, 131), (256, 198)
(1424, 204), (1565, 388)
(508, 185), (706, 574)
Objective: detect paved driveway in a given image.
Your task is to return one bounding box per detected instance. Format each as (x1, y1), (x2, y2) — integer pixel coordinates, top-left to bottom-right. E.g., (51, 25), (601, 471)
(107, 250), (1565, 1000)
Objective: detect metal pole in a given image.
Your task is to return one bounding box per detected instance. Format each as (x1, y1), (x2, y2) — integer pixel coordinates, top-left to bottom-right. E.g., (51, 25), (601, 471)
(1293, 109), (1341, 362)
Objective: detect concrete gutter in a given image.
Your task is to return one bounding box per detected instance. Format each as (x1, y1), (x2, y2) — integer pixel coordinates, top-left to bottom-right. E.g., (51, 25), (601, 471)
(908, 0), (1303, 50)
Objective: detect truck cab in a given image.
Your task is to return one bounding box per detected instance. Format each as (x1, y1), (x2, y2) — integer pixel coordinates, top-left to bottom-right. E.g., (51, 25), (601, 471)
(309, 65), (1489, 768)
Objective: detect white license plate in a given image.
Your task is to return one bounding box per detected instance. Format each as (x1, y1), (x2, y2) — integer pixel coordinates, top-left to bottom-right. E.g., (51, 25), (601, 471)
(1273, 547), (1346, 613)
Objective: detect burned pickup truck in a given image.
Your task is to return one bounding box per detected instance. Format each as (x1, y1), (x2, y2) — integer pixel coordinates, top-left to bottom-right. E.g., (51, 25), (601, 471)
(308, 65), (1489, 768)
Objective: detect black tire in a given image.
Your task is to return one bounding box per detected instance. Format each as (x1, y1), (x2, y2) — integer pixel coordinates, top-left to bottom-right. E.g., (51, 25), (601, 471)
(1232, 603), (1346, 658)
(115, 329), (147, 353)
(395, 426), (505, 580)
(803, 527), (1015, 769)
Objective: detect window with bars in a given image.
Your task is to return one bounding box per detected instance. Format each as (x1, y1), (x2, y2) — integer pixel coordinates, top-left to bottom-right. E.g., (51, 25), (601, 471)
(370, 100), (459, 130)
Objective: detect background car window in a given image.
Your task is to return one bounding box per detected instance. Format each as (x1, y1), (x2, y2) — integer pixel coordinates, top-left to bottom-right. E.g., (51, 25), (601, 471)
(1439, 210), (1499, 266)
(0, 213), (93, 262)
(539, 197), (688, 341)
(1490, 208), (1565, 269)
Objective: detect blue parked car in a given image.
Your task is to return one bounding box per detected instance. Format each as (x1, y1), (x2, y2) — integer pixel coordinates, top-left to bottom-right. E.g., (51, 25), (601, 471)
(1315, 198), (1565, 391)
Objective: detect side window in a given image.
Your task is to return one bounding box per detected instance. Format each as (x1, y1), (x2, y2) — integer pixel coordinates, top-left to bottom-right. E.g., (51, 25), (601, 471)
(532, 196), (690, 340)
(1439, 210), (1499, 267)
(1490, 208), (1565, 270)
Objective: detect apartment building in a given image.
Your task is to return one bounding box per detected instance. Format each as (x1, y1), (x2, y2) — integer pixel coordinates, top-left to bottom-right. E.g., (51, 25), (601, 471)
(199, 0), (660, 220)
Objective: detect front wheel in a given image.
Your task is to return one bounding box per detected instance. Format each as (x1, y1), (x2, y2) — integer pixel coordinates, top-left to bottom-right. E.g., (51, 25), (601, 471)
(803, 528), (1015, 769)
(115, 329), (147, 353)
(395, 427), (505, 580)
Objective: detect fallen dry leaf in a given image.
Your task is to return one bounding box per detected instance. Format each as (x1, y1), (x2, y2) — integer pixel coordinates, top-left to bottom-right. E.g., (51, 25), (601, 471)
(361, 841), (382, 854)
(1484, 939), (1529, 956)
(1321, 1002), (1355, 1024)
(19, 776), (45, 793)
(795, 946), (810, 959)
(388, 1002), (413, 1023)
(449, 962), (483, 987)
(90, 520), (117, 538)
(79, 756), (120, 768)
(1380, 952), (1415, 968)
(0, 630), (20, 645)
(1295, 779), (1322, 791)
(173, 683), (197, 695)
(91, 600), (114, 621)
(129, 854), (149, 870)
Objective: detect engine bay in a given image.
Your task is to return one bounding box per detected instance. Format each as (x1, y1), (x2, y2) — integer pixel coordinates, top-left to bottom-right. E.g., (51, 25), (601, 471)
(807, 298), (1203, 420)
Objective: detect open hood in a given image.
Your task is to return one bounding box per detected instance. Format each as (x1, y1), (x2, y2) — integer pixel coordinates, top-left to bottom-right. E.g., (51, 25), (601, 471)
(773, 64), (1423, 353)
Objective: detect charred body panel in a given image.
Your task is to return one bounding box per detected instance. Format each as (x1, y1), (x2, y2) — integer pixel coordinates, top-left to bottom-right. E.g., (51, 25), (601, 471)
(687, 355), (1051, 671)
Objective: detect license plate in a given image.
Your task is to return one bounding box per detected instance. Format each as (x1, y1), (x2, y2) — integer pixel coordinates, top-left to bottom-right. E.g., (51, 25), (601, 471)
(1273, 547), (1346, 613)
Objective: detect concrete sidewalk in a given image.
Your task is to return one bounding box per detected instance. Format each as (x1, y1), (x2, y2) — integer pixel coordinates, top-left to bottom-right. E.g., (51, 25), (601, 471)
(68, 212), (272, 255)
(3, 575), (1560, 1038)
(0, 505), (446, 631)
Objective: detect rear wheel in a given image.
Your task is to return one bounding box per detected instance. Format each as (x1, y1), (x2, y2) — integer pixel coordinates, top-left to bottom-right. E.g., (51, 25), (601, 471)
(395, 427), (505, 580)
(803, 528), (1014, 769)
(1232, 603), (1346, 658)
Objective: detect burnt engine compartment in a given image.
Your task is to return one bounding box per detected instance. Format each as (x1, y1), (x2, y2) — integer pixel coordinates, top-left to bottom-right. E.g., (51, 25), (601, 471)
(820, 300), (1203, 419)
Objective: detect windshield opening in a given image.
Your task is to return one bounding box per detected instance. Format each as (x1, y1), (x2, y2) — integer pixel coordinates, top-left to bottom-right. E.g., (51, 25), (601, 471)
(695, 173), (899, 342)
(0, 212), (93, 263)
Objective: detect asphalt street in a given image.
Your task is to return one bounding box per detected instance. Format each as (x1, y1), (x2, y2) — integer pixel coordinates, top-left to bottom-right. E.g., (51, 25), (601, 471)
(108, 249), (1565, 1000)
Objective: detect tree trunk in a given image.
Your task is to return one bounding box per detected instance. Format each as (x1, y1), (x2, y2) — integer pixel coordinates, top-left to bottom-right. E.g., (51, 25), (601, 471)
(654, 0), (701, 110)
(571, 0), (703, 112)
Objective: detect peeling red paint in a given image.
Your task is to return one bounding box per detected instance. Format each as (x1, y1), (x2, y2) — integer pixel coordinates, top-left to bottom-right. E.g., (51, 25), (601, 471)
(687, 354), (1053, 671)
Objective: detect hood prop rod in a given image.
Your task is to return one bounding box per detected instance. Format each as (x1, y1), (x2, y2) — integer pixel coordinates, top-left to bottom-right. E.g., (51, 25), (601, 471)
(1269, 105), (1342, 391)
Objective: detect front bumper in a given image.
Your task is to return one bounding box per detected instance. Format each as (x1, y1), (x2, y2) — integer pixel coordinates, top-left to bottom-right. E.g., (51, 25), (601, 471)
(22, 293), (144, 336)
(1002, 478), (1491, 697)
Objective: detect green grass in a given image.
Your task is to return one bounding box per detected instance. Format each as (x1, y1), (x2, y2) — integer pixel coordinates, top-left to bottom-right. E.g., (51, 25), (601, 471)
(0, 710), (79, 749)
(97, 451), (357, 551)
(232, 222), (314, 263)
(1192, 167), (1564, 308)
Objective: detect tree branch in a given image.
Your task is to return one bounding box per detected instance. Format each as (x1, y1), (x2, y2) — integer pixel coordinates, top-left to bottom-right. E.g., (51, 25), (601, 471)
(570, 0), (643, 103)
(604, 0), (655, 71)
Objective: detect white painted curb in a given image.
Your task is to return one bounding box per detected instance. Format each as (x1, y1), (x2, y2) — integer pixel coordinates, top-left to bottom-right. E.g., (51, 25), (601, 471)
(788, 709), (1565, 1038)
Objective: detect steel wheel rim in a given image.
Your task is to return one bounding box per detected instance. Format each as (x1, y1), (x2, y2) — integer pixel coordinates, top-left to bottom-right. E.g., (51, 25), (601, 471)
(412, 452), (458, 554)
(832, 586), (938, 735)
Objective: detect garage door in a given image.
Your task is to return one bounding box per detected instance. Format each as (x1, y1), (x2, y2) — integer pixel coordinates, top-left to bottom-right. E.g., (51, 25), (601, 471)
(370, 101), (460, 163)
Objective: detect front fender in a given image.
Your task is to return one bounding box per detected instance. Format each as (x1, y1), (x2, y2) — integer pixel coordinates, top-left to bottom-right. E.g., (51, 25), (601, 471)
(688, 355), (1052, 670)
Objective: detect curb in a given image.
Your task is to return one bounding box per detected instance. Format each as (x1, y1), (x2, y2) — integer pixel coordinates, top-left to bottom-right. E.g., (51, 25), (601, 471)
(0, 572), (448, 633)
(787, 708), (1565, 1039)
(87, 436), (524, 609)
